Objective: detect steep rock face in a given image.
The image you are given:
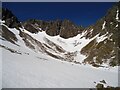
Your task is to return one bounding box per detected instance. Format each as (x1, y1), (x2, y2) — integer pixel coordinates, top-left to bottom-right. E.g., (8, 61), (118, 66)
(22, 19), (47, 33)
(1, 8), (21, 45)
(2, 8), (21, 28)
(81, 3), (119, 67)
(1, 25), (18, 45)
(22, 19), (83, 39)
(59, 20), (81, 39)
(45, 19), (62, 36)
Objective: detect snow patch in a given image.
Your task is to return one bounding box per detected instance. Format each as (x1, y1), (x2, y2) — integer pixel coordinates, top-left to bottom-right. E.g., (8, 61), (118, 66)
(96, 34), (107, 43)
(116, 9), (119, 20)
(116, 24), (118, 27)
(74, 52), (86, 63)
(0, 20), (5, 24)
(110, 22), (113, 25)
(102, 21), (106, 30)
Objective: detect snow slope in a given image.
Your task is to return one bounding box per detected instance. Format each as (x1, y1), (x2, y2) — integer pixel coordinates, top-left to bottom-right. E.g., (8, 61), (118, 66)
(20, 28), (100, 63)
(22, 28), (96, 52)
(0, 32), (118, 88)
(1, 21), (117, 65)
(0, 20), (119, 88)
(2, 47), (118, 88)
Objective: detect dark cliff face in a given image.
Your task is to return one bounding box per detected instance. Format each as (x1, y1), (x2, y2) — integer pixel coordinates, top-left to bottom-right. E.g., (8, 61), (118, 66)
(22, 19), (43, 33)
(59, 20), (81, 38)
(45, 19), (62, 36)
(2, 8), (21, 28)
(22, 19), (83, 39)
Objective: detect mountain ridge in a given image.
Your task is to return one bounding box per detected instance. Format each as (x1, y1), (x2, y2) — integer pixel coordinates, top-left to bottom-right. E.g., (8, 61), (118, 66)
(1, 2), (119, 67)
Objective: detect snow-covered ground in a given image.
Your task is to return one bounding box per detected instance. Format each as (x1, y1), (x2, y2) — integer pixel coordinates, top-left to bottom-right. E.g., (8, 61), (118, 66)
(1, 35), (118, 88)
(22, 28), (96, 52)
(2, 46), (118, 88)
(20, 28), (100, 63)
(0, 21), (118, 88)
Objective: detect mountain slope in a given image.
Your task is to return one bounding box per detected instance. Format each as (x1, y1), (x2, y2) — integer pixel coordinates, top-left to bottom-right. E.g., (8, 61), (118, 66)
(1, 2), (119, 67)
(80, 3), (119, 67)
(0, 24), (118, 88)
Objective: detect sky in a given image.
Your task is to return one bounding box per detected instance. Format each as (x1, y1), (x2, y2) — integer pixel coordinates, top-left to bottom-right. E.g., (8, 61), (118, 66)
(2, 2), (116, 27)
